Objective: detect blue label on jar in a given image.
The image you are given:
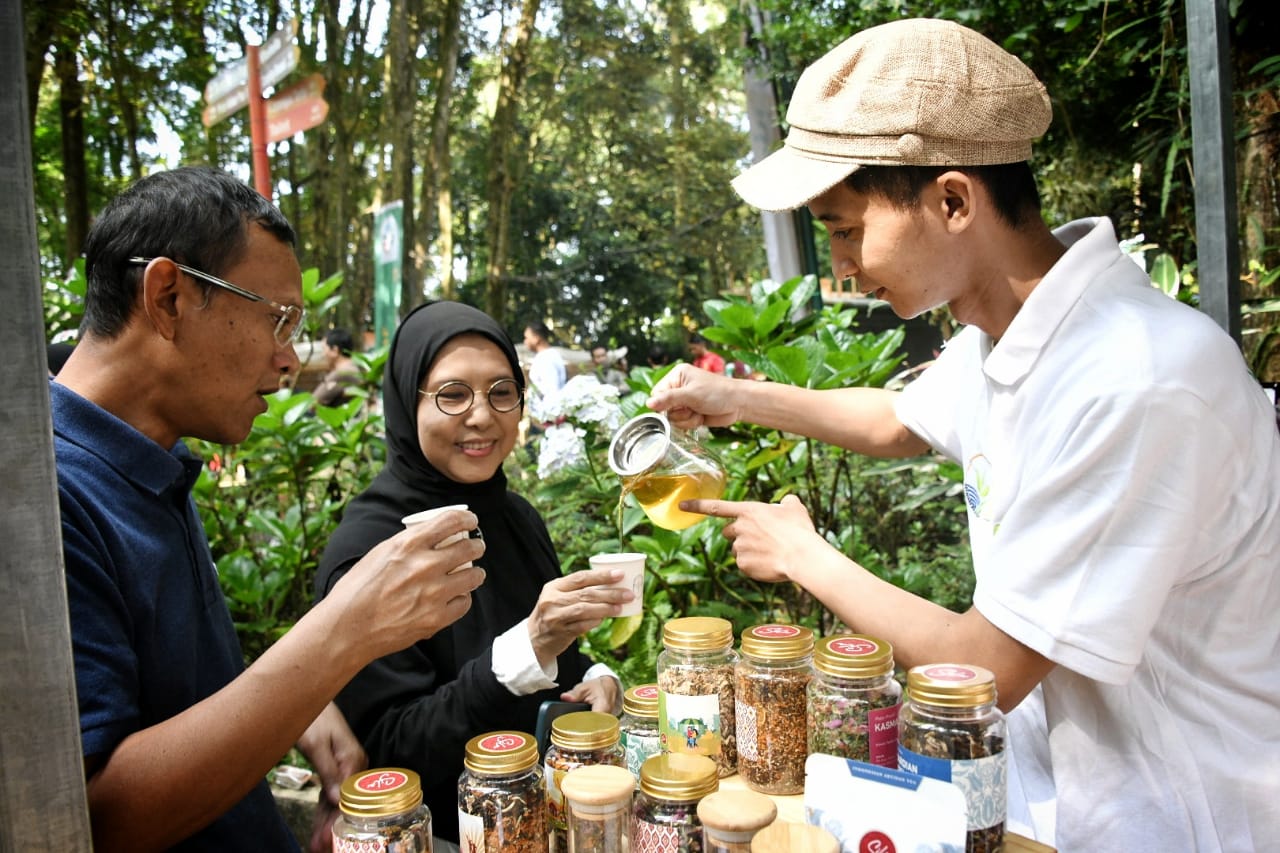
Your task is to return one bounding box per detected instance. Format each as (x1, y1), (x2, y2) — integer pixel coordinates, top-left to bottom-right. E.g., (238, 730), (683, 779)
(898, 746), (1006, 832)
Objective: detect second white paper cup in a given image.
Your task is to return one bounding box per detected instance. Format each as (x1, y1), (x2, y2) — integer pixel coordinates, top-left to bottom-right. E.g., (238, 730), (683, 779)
(588, 552), (645, 617)
(402, 504), (473, 566)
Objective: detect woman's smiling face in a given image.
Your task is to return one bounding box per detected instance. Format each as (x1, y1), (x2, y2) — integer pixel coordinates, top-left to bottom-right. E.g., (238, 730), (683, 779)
(415, 333), (522, 483)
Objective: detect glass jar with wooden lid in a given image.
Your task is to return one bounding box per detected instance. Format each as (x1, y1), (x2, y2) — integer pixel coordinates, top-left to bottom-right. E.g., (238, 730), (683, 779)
(697, 788), (778, 853)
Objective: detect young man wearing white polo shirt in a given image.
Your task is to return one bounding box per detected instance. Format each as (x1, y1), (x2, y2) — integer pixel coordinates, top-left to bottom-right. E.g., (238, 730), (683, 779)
(647, 18), (1280, 853)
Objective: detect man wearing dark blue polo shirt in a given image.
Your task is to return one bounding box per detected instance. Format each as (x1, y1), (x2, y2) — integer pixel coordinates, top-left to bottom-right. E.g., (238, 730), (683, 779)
(51, 167), (487, 852)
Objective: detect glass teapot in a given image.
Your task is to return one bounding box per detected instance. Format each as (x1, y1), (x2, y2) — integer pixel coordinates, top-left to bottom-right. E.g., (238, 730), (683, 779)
(607, 413), (726, 530)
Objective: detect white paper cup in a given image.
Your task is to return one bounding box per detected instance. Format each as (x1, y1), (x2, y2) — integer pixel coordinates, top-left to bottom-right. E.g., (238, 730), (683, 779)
(401, 504), (474, 567)
(588, 552), (645, 617)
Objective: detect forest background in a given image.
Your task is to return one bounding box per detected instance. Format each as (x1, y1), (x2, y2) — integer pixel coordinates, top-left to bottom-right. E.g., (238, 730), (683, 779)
(26, 0), (1280, 674)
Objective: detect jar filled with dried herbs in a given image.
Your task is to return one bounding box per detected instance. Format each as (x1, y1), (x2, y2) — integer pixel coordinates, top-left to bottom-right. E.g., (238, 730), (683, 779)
(633, 753), (719, 853)
(457, 730), (546, 853)
(897, 664), (1007, 853)
(696, 789), (776, 853)
(620, 683), (662, 780)
(332, 767), (432, 853)
(544, 710), (625, 853)
(735, 623), (814, 794)
(807, 633), (902, 767)
(561, 764), (635, 853)
(657, 616), (738, 777)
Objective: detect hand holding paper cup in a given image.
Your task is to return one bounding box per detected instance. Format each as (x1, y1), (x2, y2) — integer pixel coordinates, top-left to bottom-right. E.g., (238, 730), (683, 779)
(401, 504), (479, 568)
(588, 552), (645, 617)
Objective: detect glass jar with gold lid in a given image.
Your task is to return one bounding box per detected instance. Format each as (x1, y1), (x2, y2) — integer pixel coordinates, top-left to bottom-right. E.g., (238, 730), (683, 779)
(632, 753), (719, 853)
(735, 623), (814, 794)
(620, 683), (662, 779)
(806, 633), (902, 767)
(898, 664), (1006, 853)
(544, 710), (625, 853)
(457, 730), (545, 853)
(332, 767), (432, 852)
(656, 616), (738, 777)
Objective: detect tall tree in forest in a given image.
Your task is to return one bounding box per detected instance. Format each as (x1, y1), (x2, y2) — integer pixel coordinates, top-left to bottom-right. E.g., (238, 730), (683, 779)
(484, 0), (541, 324)
(386, 0), (420, 310)
(54, 38), (88, 268)
(418, 0), (464, 299)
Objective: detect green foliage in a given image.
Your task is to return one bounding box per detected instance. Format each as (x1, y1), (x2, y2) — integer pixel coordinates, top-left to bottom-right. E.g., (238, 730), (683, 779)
(190, 383), (385, 660)
(44, 258), (87, 342)
(522, 276), (972, 684)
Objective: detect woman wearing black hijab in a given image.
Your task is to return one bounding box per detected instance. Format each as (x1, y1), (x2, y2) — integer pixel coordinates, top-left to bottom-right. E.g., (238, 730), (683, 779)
(315, 301), (626, 845)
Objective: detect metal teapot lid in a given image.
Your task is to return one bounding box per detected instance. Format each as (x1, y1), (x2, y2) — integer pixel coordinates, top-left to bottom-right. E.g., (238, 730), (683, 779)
(608, 412), (672, 477)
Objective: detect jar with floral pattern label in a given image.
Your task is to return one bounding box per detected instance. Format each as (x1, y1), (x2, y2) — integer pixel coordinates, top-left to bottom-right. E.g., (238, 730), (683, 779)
(620, 683), (662, 780)
(898, 664), (1006, 853)
(632, 753), (718, 853)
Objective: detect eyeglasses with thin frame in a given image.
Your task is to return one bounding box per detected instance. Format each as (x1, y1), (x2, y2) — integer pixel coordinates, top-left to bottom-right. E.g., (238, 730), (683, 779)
(128, 257), (306, 347)
(420, 378), (523, 416)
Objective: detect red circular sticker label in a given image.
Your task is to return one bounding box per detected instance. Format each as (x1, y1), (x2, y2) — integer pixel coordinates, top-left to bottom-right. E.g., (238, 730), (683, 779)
(480, 733), (528, 752)
(356, 770), (407, 793)
(922, 665), (975, 682)
(634, 685), (659, 700)
(860, 830), (896, 853)
(830, 637), (878, 657)
(753, 624), (802, 638)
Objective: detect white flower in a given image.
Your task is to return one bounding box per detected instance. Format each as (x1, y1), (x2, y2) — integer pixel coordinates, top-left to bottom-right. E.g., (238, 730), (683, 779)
(537, 422), (587, 477)
(542, 374), (626, 431)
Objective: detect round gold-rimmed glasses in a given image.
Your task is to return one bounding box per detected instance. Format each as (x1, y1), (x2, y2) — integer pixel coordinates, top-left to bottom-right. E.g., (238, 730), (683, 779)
(419, 378), (523, 416)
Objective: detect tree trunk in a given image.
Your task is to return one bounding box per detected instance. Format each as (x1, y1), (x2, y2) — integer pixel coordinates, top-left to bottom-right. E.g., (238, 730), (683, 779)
(419, 0), (463, 299)
(55, 40), (88, 269)
(484, 0), (541, 324)
(387, 0), (419, 309)
(102, 0), (142, 180)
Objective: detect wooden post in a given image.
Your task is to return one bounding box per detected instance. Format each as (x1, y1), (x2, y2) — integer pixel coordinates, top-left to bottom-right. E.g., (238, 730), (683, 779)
(0, 0), (93, 849)
(247, 43), (272, 200)
(1185, 0), (1241, 343)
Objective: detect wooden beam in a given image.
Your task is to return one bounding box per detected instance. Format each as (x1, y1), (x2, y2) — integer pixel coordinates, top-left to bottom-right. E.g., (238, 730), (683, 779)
(1185, 0), (1241, 342)
(0, 0), (93, 848)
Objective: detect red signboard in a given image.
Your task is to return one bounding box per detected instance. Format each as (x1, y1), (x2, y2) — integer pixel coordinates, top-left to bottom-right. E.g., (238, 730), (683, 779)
(266, 92), (330, 142)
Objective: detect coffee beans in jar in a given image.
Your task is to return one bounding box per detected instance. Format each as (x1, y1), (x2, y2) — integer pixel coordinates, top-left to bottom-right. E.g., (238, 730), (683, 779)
(332, 767), (432, 853)
(657, 616), (737, 777)
(457, 731), (546, 853)
(735, 623), (814, 794)
(897, 664), (1006, 853)
(544, 710), (625, 853)
(633, 753), (719, 853)
(807, 633), (902, 767)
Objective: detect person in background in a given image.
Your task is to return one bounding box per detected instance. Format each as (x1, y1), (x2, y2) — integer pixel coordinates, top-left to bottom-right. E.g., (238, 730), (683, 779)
(47, 341), (75, 376)
(523, 320), (566, 426)
(313, 327), (362, 407)
(316, 301), (626, 848)
(646, 344), (671, 369)
(51, 167), (485, 852)
(648, 19), (1280, 853)
(688, 332), (725, 374)
(591, 343), (628, 392)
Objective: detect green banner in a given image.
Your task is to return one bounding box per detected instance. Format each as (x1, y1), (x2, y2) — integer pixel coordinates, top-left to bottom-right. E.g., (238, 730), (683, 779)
(373, 200), (403, 347)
